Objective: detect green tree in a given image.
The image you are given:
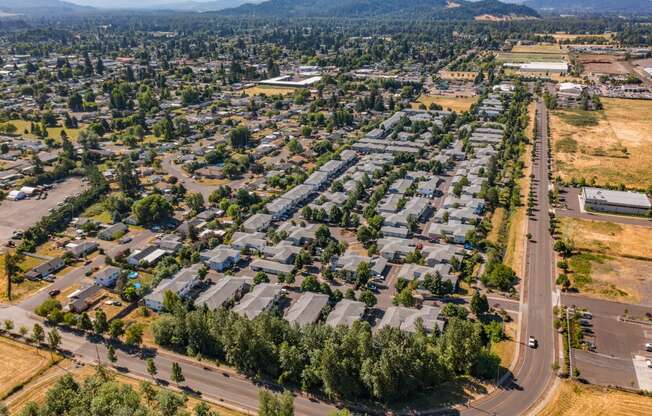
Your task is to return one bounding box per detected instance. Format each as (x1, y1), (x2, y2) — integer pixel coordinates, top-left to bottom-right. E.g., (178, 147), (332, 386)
(4, 252), (19, 301)
(170, 362), (185, 386)
(228, 125), (250, 148)
(107, 344), (118, 365)
(186, 192), (205, 213)
(94, 309), (109, 335)
(146, 358), (158, 381)
(132, 194), (173, 225)
(470, 291), (489, 316)
(108, 319), (125, 340)
(125, 323), (144, 348)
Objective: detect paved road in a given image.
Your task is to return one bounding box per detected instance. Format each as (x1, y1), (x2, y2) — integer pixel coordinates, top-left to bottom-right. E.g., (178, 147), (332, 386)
(461, 99), (557, 416)
(557, 187), (652, 228)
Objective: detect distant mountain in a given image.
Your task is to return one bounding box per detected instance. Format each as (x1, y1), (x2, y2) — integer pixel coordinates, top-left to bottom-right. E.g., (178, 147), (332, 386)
(143, 0), (264, 12)
(219, 0), (540, 20)
(0, 0), (94, 15)
(522, 0), (652, 14)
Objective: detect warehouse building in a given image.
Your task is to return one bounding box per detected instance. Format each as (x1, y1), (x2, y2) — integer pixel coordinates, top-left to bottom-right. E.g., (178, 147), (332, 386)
(580, 187), (651, 216)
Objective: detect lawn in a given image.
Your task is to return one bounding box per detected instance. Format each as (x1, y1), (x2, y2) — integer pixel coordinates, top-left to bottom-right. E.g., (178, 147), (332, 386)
(538, 380), (652, 416)
(0, 253), (49, 303)
(551, 98), (652, 189)
(0, 336), (54, 400)
(412, 95), (477, 113)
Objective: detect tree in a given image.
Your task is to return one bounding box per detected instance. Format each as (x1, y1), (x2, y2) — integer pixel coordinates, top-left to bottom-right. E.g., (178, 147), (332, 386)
(47, 328), (61, 360)
(359, 290), (377, 307)
(107, 344), (118, 365)
(228, 125), (250, 148)
(132, 194), (173, 225)
(170, 362), (185, 386)
(482, 263), (518, 292)
(108, 319), (125, 340)
(194, 402), (220, 416)
(125, 323), (144, 348)
(79, 312), (93, 332)
(393, 287), (415, 307)
(355, 262), (372, 288)
(32, 323), (45, 346)
(438, 318), (483, 375)
(156, 390), (187, 416)
(470, 291), (489, 316)
(94, 309), (108, 335)
(3, 319), (14, 332)
(4, 252), (19, 301)
(186, 192), (205, 213)
(300, 275), (321, 293)
(116, 157), (140, 196)
(146, 358), (158, 381)
(259, 390), (294, 416)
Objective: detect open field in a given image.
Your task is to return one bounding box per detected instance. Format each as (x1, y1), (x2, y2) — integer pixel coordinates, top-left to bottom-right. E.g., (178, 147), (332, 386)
(243, 85), (295, 96)
(4, 119), (84, 141)
(412, 95), (476, 113)
(538, 380), (652, 416)
(496, 52), (567, 63)
(559, 217), (652, 303)
(579, 54), (629, 76)
(551, 98), (652, 189)
(0, 336), (53, 400)
(487, 207), (506, 244)
(0, 253), (49, 303)
(511, 44), (568, 54)
(559, 217), (652, 260)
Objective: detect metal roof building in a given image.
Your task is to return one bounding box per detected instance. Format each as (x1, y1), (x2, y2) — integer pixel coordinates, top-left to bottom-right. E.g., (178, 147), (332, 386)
(581, 187), (651, 216)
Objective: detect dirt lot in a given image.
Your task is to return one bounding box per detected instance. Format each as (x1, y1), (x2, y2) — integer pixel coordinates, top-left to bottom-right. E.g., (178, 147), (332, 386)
(412, 95), (476, 113)
(551, 98), (652, 189)
(578, 54), (629, 76)
(538, 380), (652, 416)
(0, 336), (53, 399)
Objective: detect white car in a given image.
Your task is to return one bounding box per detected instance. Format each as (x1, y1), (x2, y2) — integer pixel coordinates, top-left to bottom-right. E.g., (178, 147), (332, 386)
(645, 342), (652, 352)
(528, 336), (538, 348)
(646, 359), (652, 369)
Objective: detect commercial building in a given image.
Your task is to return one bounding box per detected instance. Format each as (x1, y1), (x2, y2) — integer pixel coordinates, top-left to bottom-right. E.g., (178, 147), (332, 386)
(580, 187), (651, 216)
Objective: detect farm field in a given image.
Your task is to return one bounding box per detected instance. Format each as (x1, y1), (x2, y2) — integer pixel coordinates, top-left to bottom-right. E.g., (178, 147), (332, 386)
(412, 95), (476, 113)
(551, 98), (652, 189)
(538, 380), (652, 416)
(0, 336), (54, 400)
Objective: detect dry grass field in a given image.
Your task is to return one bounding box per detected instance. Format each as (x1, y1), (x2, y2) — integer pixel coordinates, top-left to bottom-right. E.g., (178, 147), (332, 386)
(243, 85), (295, 97)
(491, 321), (517, 368)
(538, 381), (652, 416)
(0, 253), (49, 303)
(496, 52), (567, 64)
(551, 98), (652, 189)
(412, 95), (476, 113)
(0, 337), (53, 400)
(558, 217), (652, 303)
(539, 32), (615, 42)
(511, 44), (569, 54)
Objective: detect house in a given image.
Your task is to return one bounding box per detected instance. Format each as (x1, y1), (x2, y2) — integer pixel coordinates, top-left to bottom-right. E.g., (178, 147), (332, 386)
(285, 292), (329, 327)
(580, 187), (651, 216)
(389, 178), (413, 195)
(25, 257), (65, 280)
(231, 232), (267, 252)
(242, 213), (273, 233)
(250, 258), (294, 276)
(98, 222), (128, 241)
(377, 305), (445, 333)
(158, 235), (183, 252)
(232, 283), (283, 319)
(262, 243), (301, 264)
(397, 263), (457, 288)
(144, 266), (201, 311)
(94, 266), (121, 287)
(66, 285), (102, 313)
(332, 253), (388, 279)
(206, 245), (241, 271)
(127, 245), (168, 266)
(380, 225), (409, 239)
(195, 276), (253, 310)
(65, 241), (98, 258)
(326, 299), (366, 327)
(378, 237), (418, 261)
(416, 177), (441, 198)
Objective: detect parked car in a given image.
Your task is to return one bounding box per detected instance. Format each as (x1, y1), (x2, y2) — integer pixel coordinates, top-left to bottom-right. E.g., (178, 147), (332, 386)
(48, 289), (60, 297)
(645, 342), (652, 352)
(528, 336), (538, 348)
(646, 359), (652, 369)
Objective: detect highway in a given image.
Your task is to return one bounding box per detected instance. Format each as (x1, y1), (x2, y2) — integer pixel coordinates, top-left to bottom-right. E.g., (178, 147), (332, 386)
(461, 99), (557, 416)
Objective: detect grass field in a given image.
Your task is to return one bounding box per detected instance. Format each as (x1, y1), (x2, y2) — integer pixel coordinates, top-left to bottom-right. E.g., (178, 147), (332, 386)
(538, 380), (652, 416)
(551, 98), (652, 189)
(496, 52), (568, 64)
(243, 86), (295, 97)
(491, 320), (517, 369)
(0, 253), (49, 303)
(538, 32), (615, 42)
(487, 207), (506, 244)
(0, 337), (53, 400)
(4, 119), (84, 141)
(412, 95), (477, 113)
(559, 217), (652, 302)
(511, 44), (569, 54)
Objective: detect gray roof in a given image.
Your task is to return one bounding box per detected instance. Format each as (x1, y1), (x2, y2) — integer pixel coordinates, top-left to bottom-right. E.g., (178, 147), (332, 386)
(242, 213), (273, 232)
(195, 276), (253, 310)
(582, 187), (651, 209)
(378, 305), (444, 333)
(285, 292), (329, 327)
(326, 299), (366, 327)
(233, 283), (282, 319)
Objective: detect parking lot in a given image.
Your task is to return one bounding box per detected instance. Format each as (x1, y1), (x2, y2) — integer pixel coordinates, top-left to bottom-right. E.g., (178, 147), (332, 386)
(0, 177), (86, 245)
(564, 294), (652, 389)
